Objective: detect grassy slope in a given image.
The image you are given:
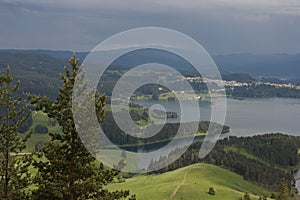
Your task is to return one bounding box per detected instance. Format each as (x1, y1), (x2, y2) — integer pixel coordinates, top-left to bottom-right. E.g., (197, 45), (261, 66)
(26, 111), (60, 151)
(108, 163), (272, 200)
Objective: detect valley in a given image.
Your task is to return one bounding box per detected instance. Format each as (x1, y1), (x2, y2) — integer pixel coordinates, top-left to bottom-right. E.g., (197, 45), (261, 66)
(1, 50), (300, 199)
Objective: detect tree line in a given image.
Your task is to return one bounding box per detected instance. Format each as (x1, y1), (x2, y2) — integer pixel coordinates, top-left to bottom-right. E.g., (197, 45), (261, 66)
(101, 112), (230, 146)
(226, 84), (300, 98)
(148, 133), (300, 199)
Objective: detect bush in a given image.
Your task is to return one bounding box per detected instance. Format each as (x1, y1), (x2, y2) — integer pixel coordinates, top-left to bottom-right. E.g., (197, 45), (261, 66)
(34, 124), (48, 134)
(208, 187), (216, 195)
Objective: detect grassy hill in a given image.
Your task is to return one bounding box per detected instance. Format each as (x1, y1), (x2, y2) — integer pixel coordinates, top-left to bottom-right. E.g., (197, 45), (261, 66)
(108, 163), (272, 200)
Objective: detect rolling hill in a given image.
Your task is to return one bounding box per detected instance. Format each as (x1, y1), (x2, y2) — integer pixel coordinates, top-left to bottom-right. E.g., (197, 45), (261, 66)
(108, 163), (272, 200)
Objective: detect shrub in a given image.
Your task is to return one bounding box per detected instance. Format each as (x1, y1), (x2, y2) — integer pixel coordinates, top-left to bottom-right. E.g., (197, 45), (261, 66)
(34, 124), (48, 134)
(208, 187), (216, 195)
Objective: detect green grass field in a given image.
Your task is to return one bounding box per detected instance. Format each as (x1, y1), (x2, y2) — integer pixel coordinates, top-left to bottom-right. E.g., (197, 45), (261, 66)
(25, 111), (59, 151)
(108, 163), (273, 200)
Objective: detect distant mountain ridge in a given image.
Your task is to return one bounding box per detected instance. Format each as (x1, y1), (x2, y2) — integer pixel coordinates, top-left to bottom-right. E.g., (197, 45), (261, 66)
(213, 53), (300, 78)
(1, 49), (300, 99)
(2, 49), (299, 78)
(0, 49), (88, 61)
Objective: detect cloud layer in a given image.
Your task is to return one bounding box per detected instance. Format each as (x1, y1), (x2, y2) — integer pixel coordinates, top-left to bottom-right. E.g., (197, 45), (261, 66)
(1, 0), (300, 54)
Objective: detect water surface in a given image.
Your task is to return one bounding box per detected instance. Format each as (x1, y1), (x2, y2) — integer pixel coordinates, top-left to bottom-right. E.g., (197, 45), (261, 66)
(133, 98), (300, 136)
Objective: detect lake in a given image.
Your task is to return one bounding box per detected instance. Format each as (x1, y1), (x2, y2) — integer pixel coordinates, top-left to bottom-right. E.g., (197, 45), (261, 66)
(133, 98), (300, 137)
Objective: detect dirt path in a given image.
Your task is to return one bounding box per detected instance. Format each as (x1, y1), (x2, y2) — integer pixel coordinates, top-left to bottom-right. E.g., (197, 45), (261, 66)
(170, 167), (192, 198)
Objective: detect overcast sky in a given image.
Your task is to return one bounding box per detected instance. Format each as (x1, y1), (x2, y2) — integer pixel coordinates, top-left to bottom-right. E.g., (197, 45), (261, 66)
(1, 0), (300, 54)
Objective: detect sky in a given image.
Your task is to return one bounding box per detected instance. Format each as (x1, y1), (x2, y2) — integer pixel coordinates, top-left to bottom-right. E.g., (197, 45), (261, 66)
(1, 0), (300, 54)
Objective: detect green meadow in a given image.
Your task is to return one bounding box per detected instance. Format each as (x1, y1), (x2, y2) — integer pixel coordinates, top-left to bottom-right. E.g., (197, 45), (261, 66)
(108, 163), (272, 200)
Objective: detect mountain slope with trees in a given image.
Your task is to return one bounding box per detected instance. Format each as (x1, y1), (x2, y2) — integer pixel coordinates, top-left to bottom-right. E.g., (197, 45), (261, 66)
(149, 133), (300, 197)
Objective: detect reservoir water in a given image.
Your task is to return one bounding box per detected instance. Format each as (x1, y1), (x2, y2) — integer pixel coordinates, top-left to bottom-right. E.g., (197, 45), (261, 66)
(133, 98), (300, 137)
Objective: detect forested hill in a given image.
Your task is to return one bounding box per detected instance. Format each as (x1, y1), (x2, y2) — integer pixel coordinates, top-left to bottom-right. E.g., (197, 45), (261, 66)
(150, 133), (300, 190)
(0, 51), (66, 99)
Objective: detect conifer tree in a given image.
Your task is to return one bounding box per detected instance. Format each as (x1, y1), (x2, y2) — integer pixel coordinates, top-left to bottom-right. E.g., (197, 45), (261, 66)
(0, 67), (32, 200)
(277, 178), (289, 200)
(243, 192), (251, 200)
(28, 54), (134, 200)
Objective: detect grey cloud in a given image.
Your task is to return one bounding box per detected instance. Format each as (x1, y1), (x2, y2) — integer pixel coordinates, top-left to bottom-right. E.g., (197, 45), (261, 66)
(0, 0), (300, 53)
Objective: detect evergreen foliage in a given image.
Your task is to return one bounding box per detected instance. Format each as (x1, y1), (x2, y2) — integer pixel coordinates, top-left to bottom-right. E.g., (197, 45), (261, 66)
(277, 178), (290, 200)
(28, 54), (134, 200)
(0, 67), (32, 200)
(243, 192), (251, 200)
(34, 124), (48, 134)
(149, 134), (299, 189)
(208, 187), (216, 195)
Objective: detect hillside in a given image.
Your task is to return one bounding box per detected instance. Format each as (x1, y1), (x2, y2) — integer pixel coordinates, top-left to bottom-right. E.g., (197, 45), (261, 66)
(0, 51), (67, 99)
(1, 50), (300, 101)
(108, 163), (272, 200)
